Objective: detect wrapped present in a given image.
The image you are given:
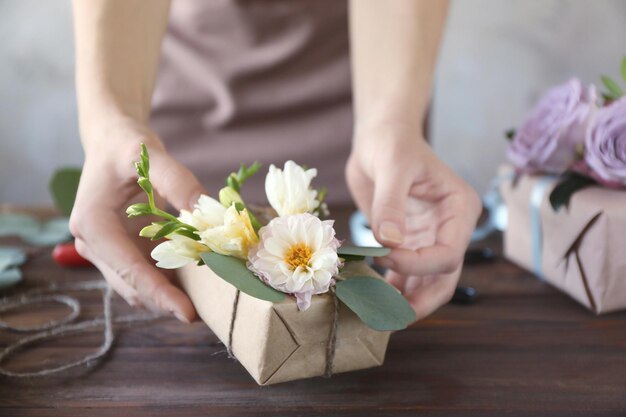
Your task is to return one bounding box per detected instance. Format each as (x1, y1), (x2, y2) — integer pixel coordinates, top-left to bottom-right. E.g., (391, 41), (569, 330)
(500, 167), (626, 314)
(177, 260), (390, 385)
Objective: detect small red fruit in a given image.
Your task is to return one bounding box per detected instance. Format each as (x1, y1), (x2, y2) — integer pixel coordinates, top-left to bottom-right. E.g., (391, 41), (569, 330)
(52, 241), (92, 268)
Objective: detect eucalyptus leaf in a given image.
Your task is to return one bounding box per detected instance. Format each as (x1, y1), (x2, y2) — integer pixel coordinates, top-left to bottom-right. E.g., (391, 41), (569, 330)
(22, 217), (71, 247)
(0, 215), (71, 247)
(0, 247), (27, 271)
(201, 252), (285, 302)
(0, 213), (40, 237)
(49, 168), (81, 217)
(549, 173), (597, 211)
(339, 254), (366, 262)
(601, 75), (623, 99)
(335, 276), (416, 331)
(0, 267), (22, 290)
(337, 245), (390, 258)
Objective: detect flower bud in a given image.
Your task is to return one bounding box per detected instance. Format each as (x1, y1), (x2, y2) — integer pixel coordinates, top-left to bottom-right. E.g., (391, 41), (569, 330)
(139, 223), (162, 238)
(219, 186), (243, 208)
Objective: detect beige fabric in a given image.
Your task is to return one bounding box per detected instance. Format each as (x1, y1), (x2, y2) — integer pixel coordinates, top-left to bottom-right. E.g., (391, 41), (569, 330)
(150, 0), (353, 205)
(500, 165), (626, 314)
(177, 261), (390, 385)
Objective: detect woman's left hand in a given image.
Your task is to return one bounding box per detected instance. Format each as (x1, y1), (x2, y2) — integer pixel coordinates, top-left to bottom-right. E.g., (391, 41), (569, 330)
(346, 126), (482, 321)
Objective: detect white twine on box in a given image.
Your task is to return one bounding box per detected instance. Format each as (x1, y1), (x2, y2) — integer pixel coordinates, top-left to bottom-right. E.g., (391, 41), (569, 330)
(0, 280), (160, 378)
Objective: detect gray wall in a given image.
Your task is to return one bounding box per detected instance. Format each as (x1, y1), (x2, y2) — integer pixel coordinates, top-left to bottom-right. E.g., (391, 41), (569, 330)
(1, 0), (625, 205)
(0, 0), (82, 206)
(432, 0), (626, 194)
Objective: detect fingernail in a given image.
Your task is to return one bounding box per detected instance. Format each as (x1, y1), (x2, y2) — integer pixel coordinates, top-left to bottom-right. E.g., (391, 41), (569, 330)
(379, 221), (404, 245)
(376, 256), (394, 270)
(174, 310), (190, 323)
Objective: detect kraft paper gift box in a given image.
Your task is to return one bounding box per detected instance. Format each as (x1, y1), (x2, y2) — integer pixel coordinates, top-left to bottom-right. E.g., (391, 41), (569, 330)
(500, 167), (626, 314)
(177, 261), (390, 385)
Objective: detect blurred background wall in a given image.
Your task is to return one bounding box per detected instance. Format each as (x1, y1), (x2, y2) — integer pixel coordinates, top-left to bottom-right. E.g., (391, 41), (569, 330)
(1, 0), (625, 205)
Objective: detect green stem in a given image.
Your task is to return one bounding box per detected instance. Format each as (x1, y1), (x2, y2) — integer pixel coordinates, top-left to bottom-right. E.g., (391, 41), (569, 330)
(152, 208), (180, 223)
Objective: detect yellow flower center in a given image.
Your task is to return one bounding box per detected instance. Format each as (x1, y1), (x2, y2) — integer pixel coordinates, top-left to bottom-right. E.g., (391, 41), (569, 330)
(285, 243), (313, 270)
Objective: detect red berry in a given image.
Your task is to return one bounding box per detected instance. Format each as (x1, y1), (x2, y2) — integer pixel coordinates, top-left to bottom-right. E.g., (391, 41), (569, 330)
(52, 241), (92, 268)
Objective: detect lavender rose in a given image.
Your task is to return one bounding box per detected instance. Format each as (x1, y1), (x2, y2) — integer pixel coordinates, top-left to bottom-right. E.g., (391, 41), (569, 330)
(508, 78), (596, 174)
(584, 97), (626, 187)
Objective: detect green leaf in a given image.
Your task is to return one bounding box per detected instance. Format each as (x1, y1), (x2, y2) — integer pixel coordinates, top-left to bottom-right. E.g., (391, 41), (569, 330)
(0, 213), (40, 237)
(549, 173), (597, 211)
(335, 276), (416, 331)
(226, 175), (240, 192)
(22, 217), (71, 247)
(337, 246), (391, 258)
(49, 168), (82, 217)
(339, 254), (366, 262)
(0, 247), (27, 271)
(126, 203), (152, 217)
(601, 75), (623, 99)
(152, 221), (182, 240)
(0, 267), (22, 290)
(174, 229), (201, 241)
(505, 128), (516, 141)
(621, 57), (626, 84)
(201, 252), (285, 302)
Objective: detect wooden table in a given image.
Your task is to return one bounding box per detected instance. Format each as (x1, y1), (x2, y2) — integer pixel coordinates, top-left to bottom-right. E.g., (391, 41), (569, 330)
(0, 207), (625, 416)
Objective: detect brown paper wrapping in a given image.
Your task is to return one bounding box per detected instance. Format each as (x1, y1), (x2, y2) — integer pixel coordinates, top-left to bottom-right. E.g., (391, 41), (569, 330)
(500, 166), (626, 314)
(177, 261), (390, 385)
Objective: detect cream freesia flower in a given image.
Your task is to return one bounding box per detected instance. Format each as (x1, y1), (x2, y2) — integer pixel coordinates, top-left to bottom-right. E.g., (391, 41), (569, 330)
(151, 234), (207, 269)
(265, 161), (319, 217)
(150, 194), (259, 267)
(178, 194), (227, 232)
(247, 213), (340, 311)
(199, 204), (259, 260)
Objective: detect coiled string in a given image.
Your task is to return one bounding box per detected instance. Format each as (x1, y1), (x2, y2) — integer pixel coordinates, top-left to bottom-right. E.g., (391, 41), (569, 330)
(0, 280), (160, 378)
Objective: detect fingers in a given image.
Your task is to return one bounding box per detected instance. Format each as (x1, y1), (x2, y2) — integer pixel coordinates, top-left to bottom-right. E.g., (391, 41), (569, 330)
(370, 164), (414, 248)
(75, 237), (142, 307)
(378, 244), (463, 277)
(73, 211), (196, 322)
(405, 269), (460, 320)
(385, 269), (407, 292)
(150, 150), (207, 211)
(385, 268), (460, 322)
(379, 189), (480, 276)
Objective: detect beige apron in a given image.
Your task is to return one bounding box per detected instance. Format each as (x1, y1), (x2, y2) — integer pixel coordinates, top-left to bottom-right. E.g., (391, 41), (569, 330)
(151, 0), (353, 205)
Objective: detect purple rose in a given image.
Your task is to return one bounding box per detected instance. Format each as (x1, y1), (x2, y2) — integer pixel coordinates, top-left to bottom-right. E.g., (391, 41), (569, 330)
(508, 78), (596, 174)
(584, 98), (626, 187)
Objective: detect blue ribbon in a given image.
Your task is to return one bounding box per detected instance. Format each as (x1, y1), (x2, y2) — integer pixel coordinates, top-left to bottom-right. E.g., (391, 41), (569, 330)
(530, 176), (556, 280)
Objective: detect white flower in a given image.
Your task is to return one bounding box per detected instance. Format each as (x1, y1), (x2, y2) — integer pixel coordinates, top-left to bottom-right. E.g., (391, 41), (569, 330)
(265, 161), (319, 217)
(178, 195), (226, 232)
(151, 234), (207, 269)
(199, 204), (258, 260)
(248, 213), (340, 311)
(150, 194), (258, 267)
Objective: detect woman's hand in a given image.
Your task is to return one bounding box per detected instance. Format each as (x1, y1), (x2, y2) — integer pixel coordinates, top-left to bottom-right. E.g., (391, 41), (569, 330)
(69, 120), (205, 322)
(346, 126), (481, 320)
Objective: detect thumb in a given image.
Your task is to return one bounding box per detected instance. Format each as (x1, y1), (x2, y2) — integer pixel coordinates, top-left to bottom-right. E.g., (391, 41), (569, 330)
(149, 150), (207, 211)
(371, 165), (412, 247)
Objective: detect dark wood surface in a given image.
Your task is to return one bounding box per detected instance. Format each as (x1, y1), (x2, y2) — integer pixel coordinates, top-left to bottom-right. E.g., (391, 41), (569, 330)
(0, 207), (625, 417)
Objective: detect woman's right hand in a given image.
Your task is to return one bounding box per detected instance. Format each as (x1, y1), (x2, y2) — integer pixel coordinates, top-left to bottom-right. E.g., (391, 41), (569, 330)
(69, 119), (205, 322)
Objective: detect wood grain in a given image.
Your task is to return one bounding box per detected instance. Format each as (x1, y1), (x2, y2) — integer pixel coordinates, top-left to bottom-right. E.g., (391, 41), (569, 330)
(0, 207), (624, 416)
